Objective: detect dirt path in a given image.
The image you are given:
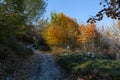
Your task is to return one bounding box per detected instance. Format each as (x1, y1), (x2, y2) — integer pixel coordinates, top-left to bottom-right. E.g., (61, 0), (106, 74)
(28, 50), (66, 80)
(9, 45), (67, 80)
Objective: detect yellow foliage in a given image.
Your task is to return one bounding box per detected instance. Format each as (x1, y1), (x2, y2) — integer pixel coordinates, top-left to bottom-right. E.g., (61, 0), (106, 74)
(49, 12), (79, 46)
(106, 31), (112, 36)
(43, 25), (68, 46)
(77, 24), (96, 43)
(57, 13), (79, 33)
(118, 20), (120, 30)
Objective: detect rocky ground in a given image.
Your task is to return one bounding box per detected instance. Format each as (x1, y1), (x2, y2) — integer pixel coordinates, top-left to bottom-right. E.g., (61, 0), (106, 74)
(0, 48), (66, 80)
(28, 50), (66, 80)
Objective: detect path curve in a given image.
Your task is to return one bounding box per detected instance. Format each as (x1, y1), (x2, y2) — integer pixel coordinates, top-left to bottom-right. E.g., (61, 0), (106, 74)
(27, 45), (67, 80)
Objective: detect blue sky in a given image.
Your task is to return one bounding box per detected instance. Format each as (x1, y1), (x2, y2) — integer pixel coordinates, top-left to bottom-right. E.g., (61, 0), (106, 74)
(45, 0), (115, 27)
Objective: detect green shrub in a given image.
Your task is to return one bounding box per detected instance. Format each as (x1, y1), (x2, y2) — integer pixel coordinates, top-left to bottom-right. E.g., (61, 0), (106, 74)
(57, 52), (120, 80)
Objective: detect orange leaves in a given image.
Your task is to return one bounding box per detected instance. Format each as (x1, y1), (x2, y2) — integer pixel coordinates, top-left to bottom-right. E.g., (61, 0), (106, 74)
(87, 24), (96, 37)
(43, 25), (68, 46)
(46, 12), (79, 46)
(51, 12), (79, 32)
(118, 20), (120, 30)
(77, 24), (96, 43)
(56, 13), (79, 45)
(43, 12), (97, 47)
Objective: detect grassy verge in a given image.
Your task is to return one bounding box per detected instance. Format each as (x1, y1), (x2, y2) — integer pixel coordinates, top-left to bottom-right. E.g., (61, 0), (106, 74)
(56, 52), (120, 80)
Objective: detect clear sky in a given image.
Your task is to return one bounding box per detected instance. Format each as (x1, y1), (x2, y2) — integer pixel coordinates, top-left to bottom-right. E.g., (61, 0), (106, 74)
(44, 0), (115, 27)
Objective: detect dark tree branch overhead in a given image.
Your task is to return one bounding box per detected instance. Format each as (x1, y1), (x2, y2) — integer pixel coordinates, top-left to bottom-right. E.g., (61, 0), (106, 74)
(87, 0), (120, 23)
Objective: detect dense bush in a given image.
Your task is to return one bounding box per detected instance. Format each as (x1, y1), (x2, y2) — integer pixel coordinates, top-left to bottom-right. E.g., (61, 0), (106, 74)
(99, 23), (120, 60)
(37, 36), (51, 51)
(0, 23), (34, 59)
(16, 25), (35, 44)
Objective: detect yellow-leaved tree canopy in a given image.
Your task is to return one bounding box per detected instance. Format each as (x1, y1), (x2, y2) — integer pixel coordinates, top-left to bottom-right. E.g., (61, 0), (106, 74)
(77, 23), (96, 43)
(43, 25), (68, 46)
(43, 12), (79, 47)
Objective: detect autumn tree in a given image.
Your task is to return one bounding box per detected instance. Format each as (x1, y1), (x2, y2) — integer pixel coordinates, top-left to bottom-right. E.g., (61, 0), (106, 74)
(118, 20), (120, 29)
(88, 0), (120, 23)
(77, 24), (96, 43)
(49, 12), (79, 47)
(77, 24), (97, 50)
(43, 25), (68, 46)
